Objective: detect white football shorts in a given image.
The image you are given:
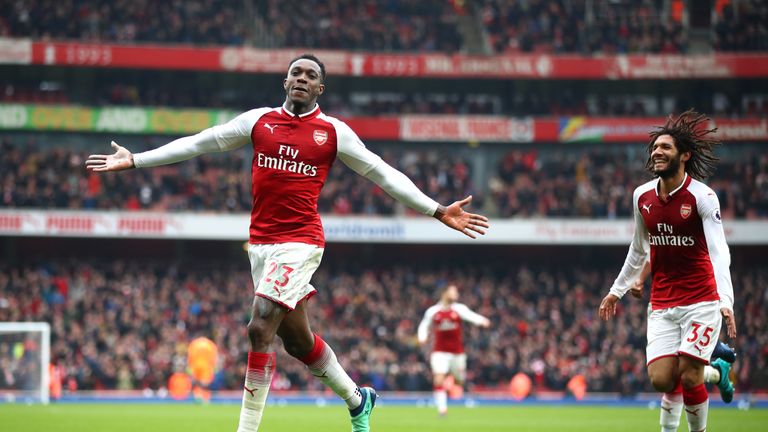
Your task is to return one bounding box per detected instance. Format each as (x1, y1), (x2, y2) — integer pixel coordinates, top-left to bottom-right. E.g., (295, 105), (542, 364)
(646, 300), (722, 365)
(247, 242), (324, 310)
(430, 352), (467, 382)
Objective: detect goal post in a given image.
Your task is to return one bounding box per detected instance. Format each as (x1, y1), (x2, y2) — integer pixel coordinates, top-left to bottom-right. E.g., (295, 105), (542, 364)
(0, 322), (51, 404)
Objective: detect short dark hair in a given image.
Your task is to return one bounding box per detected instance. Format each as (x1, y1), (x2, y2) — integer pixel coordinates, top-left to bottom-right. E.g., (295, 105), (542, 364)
(645, 109), (721, 180)
(288, 54), (326, 82)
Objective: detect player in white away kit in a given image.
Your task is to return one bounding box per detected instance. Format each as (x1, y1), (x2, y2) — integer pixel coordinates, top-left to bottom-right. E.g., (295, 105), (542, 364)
(417, 284), (491, 416)
(86, 54), (490, 432)
(599, 110), (737, 432)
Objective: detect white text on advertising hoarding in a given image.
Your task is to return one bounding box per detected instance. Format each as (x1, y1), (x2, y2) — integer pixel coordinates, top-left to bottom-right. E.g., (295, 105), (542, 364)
(371, 56), (420, 76)
(713, 120), (768, 140)
(324, 223), (405, 240)
(117, 217), (168, 234)
(46, 216), (95, 233)
(64, 45), (112, 66)
(0, 215), (23, 231)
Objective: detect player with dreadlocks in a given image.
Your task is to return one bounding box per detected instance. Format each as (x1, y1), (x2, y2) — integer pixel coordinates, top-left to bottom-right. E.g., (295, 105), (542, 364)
(599, 110), (737, 432)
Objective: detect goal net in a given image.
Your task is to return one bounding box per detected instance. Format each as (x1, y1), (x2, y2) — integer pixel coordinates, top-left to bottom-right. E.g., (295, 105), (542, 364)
(0, 322), (51, 404)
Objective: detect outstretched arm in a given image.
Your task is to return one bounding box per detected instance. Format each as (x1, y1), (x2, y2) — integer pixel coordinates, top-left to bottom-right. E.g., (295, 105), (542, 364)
(86, 109), (265, 172)
(454, 303), (491, 328)
(86, 129), (235, 172)
(364, 163), (489, 238)
(334, 121), (489, 238)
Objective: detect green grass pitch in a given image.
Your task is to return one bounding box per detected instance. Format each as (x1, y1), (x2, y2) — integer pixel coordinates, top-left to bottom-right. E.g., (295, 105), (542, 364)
(1, 404), (765, 431)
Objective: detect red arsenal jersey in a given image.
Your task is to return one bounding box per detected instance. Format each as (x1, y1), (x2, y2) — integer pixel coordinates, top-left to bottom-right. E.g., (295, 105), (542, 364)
(211, 105), (382, 247)
(134, 103), (439, 246)
(247, 107), (336, 246)
(418, 303), (488, 354)
(430, 307), (465, 354)
(636, 175), (721, 309)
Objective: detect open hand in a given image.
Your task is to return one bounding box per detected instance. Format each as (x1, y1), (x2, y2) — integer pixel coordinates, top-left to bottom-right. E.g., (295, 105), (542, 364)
(434, 196), (489, 239)
(721, 307), (737, 339)
(598, 294), (620, 321)
(86, 141), (135, 172)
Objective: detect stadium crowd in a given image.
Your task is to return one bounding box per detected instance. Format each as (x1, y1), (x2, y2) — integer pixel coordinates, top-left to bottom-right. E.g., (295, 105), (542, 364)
(480, 0), (688, 54)
(2, 0), (765, 54)
(490, 146), (768, 219)
(2, 138), (766, 219)
(713, 0), (768, 52)
(0, 258), (764, 396)
(0, 0), (247, 46)
(253, 0), (463, 52)
(0, 0), (461, 52)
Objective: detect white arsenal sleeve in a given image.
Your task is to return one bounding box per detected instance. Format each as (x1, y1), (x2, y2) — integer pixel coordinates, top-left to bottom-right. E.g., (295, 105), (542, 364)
(609, 186), (651, 299)
(453, 303), (489, 326)
(697, 190), (735, 310)
(329, 118), (440, 216)
(417, 305), (439, 344)
(133, 108), (271, 167)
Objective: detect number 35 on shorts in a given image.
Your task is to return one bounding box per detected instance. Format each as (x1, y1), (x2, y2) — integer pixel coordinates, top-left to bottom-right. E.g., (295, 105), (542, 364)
(686, 322), (715, 347)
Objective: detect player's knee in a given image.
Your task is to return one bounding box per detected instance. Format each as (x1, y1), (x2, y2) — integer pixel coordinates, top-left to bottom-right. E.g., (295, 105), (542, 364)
(679, 369), (703, 390)
(649, 375), (676, 393)
(246, 318), (275, 350)
(433, 374), (446, 386)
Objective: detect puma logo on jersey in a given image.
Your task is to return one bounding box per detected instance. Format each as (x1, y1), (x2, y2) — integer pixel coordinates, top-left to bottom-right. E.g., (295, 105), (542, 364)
(244, 385), (258, 397)
(264, 123), (278, 134)
(642, 204), (652, 214)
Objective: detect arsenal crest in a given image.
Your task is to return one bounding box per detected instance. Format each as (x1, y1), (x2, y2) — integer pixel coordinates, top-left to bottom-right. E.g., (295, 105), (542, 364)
(680, 204), (692, 219)
(313, 130), (328, 145)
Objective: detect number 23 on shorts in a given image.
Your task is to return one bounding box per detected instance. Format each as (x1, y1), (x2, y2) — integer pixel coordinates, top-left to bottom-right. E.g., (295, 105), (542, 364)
(686, 322), (714, 347)
(262, 260), (295, 295)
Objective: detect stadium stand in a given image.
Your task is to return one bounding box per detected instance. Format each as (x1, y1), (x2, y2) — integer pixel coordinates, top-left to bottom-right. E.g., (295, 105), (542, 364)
(479, 0), (687, 54)
(0, 0), (247, 46)
(1, 0), (764, 54)
(713, 0), (768, 52)
(0, 257), (764, 394)
(2, 138), (766, 219)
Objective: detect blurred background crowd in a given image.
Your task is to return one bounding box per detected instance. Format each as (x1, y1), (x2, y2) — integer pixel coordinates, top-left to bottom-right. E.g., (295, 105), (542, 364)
(2, 138), (766, 219)
(2, 0), (766, 53)
(1, 257), (765, 395)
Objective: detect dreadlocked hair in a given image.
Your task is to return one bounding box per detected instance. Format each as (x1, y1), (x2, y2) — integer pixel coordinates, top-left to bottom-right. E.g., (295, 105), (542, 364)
(645, 109), (721, 180)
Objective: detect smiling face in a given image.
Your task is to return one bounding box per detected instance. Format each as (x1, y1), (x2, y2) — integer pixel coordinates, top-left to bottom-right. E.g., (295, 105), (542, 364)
(651, 134), (690, 179)
(283, 58), (325, 113)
